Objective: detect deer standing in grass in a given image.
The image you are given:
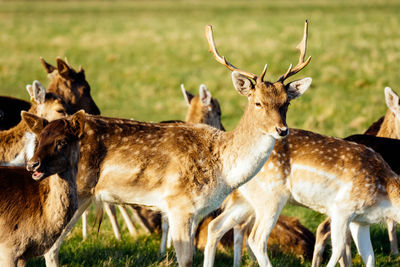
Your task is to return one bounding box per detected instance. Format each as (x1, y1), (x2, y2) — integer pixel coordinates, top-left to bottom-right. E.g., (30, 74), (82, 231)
(0, 81), (69, 166)
(41, 57), (125, 240)
(203, 125), (400, 267)
(41, 23), (311, 267)
(0, 111), (83, 267)
(312, 87), (400, 267)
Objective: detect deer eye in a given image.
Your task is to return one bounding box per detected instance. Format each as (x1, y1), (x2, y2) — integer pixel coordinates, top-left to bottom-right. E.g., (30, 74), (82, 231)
(56, 140), (67, 151)
(57, 109), (65, 114)
(255, 102), (262, 108)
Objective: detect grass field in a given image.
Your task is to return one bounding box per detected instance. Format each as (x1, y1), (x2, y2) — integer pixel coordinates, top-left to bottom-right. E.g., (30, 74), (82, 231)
(1, 0), (400, 266)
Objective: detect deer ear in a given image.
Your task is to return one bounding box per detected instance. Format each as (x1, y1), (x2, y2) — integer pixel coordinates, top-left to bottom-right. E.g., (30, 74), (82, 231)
(21, 111), (48, 136)
(56, 57), (75, 80)
(40, 57), (56, 74)
(181, 84), (194, 106)
(31, 80), (46, 104)
(232, 71), (253, 97)
(26, 84), (34, 101)
(385, 87), (400, 114)
(199, 84), (212, 106)
(286, 77), (312, 100)
(69, 110), (86, 138)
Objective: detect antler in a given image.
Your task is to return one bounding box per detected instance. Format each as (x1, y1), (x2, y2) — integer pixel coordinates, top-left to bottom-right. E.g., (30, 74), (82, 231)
(205, 25), (258, 81)
(278, 20), (312, 83)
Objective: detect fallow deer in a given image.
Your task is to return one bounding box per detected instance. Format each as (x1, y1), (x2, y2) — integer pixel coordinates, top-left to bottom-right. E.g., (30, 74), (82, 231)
(311, 87), (400, 266)
(0, 111), (83, 266)
(203, 125), (400, 267)
(41, 57), (100, 115)
(0, 96), (31, 130)
(40, 22), (311, 267)
(0, 81), (69, 166)
(41, 57), (125, 241)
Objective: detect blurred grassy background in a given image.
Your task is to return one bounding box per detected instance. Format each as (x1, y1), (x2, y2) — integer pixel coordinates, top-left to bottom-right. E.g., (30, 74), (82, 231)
(1, 0), (400, 266)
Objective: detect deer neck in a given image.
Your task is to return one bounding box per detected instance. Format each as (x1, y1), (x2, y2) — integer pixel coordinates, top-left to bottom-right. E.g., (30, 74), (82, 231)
(377, 110), (400, 139)
(0, 104), (37, 164)
(217, 104), (275, 189)
(43, 164), (78, 230)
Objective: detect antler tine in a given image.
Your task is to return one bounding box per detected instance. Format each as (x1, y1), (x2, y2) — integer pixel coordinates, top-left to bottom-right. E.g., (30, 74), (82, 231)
(278, 20), (312, 82)
(257, 64), (268, 83)
(205, 25), (257, 81)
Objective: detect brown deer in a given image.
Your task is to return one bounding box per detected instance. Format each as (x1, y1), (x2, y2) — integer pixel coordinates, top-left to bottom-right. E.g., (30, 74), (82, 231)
(0, 96), (31, 130)
(311, 87), (400, 266)
(39, 22), (311, 267)
(0, 111), (83, 266)
(0, 81), (69, 166)
(40, 57), (100, 115)
(41, 58), (126, 241)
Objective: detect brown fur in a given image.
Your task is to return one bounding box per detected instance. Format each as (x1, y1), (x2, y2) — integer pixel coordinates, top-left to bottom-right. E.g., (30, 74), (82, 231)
(41, 58), (100, 115)
(0, 92), (69, 165)
(0, 96), (31, 130)
(0, 112), (82, 266)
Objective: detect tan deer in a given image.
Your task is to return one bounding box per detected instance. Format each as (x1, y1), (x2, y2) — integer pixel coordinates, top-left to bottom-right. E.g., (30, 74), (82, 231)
(0, 81), (69, 166)
(39, 22), (311, 267)
(312, 87), (400, 267)
(203, 126), (400, 267)
(0, 111), (83, 267)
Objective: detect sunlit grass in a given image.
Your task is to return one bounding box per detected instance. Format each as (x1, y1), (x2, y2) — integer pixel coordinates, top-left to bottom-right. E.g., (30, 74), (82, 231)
(1, 0), (400, 266)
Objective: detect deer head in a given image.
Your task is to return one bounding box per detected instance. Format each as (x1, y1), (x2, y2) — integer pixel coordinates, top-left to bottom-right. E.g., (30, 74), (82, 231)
(26, 80), (70, 121)
(205, 21), (312, 139)
(40, 57), (100, 115)
(23, 110), (85, 181)
(181, 84), (225, 130)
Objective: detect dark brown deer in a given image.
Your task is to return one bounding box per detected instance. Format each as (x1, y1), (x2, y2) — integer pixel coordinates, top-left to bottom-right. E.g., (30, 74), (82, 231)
(41, 57), (100, 115)
(0, 81), (69, 166)
(40, 22), (311, 267)
(0, 96), (31, 130)
(0, 111), (83, 266)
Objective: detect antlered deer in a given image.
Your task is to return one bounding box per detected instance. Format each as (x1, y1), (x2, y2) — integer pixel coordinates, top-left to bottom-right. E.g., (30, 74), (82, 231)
(0, 81), (69, 166)
(41, 22), (311, 267)
(0, 111), (83, 266)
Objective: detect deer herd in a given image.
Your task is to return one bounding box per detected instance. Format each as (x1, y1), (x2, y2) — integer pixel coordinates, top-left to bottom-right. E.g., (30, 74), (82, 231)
(0, 21), (399, 267)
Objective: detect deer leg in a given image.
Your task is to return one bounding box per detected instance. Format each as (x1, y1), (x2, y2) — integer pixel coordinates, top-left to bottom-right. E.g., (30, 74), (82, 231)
(103, 203), (121, 240)
(326, 214), (350, 267)
(203, 205), (252, 267)
(233, 215), (255, 267)
(167, 211), (194, 267)
(117, 205), (138, 237)
(160, 215), (169, 255)
(44, 198), (92, 267)
(339, 235), (353, 267)
(349, 222), (374, 267)
(81, 208), (89, 240)
(386, 219), (399, 255)
(246, 198), (287, 267)
(126, 205), (151, 234)
(312, 217), (331, 267)
(233, 225), (245, 267)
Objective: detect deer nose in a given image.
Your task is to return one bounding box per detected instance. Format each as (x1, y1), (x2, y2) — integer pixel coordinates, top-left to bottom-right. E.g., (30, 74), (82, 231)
(276, 127), (289, 137)
(27, 161), (40, 172)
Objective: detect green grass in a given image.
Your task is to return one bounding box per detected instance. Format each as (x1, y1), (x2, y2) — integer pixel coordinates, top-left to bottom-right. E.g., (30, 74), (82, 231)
(1, 0), (400, 266)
